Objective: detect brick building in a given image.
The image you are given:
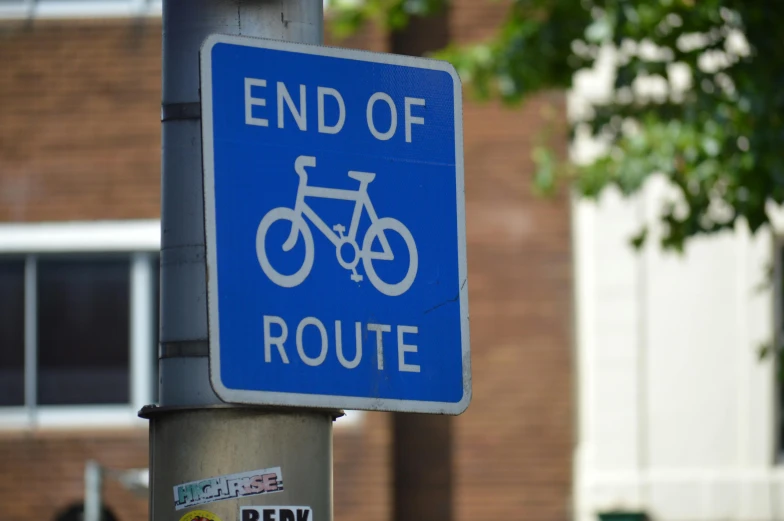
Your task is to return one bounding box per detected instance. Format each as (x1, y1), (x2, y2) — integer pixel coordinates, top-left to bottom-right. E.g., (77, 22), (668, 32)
(0, 2), (572, 521)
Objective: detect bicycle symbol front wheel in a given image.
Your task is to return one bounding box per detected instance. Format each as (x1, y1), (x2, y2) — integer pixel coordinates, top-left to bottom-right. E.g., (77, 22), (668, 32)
(256, 207), (314, 288)
(362, 217), (418, 297)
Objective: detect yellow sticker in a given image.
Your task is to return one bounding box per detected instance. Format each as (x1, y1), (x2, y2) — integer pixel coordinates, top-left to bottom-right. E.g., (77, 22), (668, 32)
(180, 510), (222, 521)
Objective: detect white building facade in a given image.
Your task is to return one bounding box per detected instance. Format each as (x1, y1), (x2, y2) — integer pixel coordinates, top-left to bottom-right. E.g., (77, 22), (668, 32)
(572, 50), (784, 521)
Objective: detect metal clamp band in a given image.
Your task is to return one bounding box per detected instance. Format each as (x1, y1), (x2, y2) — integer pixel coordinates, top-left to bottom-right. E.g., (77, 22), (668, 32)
(161, 102), (201, 122)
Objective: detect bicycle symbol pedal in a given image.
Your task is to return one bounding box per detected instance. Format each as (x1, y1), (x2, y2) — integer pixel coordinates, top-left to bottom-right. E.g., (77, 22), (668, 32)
(256, 155), (418, 297)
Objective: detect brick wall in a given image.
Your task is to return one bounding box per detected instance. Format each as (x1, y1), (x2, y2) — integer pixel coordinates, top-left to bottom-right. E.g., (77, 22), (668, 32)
(0, 7), (572, 521)
(458, 95), (573, 521)
(0, 20), (161, 222)
(0, 429), (149, 521)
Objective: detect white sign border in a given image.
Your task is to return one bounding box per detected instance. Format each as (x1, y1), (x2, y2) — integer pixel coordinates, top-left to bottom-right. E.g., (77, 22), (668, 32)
(200, 33), (471, 415)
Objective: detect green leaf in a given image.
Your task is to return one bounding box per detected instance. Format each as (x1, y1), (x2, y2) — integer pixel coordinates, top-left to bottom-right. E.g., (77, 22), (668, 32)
(532, 147), (557, 196)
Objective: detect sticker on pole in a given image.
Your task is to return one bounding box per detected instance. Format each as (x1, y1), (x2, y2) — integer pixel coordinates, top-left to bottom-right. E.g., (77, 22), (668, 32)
(241, 507), (312, 521)
(180, 511), (222, 521)
(201, 34), (470, 414)
(174, 467), (283, 510)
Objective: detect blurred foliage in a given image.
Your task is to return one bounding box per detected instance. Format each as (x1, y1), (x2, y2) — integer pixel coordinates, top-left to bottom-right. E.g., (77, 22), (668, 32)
(330, 0), (449, 37)
(330, 0), (784, 251)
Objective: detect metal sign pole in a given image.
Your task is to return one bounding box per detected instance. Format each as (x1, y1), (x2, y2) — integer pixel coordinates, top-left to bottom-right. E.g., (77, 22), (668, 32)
(84, 460), (103, 521)
(143, 3), (334, 521)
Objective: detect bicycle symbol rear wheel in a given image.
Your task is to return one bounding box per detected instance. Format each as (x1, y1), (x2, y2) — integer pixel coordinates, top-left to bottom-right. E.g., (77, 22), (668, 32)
(362, 217), (418, 297)
(256, 207), (314, 287)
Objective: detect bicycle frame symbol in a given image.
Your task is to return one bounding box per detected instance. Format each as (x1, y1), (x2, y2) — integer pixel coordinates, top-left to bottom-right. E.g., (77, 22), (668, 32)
(256, 155), (418, 297)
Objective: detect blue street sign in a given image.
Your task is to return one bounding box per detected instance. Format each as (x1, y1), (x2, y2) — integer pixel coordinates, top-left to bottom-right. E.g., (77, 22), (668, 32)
(201, 34), (470, 414)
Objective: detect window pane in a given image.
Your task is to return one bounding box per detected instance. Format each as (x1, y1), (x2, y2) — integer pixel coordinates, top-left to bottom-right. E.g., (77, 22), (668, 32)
(0, 259), (25, 406)
(38, 257), (130, 405)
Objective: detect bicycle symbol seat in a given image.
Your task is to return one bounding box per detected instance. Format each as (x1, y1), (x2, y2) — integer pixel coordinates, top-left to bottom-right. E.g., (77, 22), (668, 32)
(256, 155), (418, 297)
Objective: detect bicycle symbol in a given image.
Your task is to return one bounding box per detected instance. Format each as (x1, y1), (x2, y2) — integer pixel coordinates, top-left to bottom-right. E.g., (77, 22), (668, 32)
(256, 155), (418, 297)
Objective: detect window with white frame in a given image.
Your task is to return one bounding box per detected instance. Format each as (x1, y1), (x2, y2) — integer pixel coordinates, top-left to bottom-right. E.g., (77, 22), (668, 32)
(0, 0), (162, 20)
(0, 220), (160, 428)
(0, 220), (371, 429)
